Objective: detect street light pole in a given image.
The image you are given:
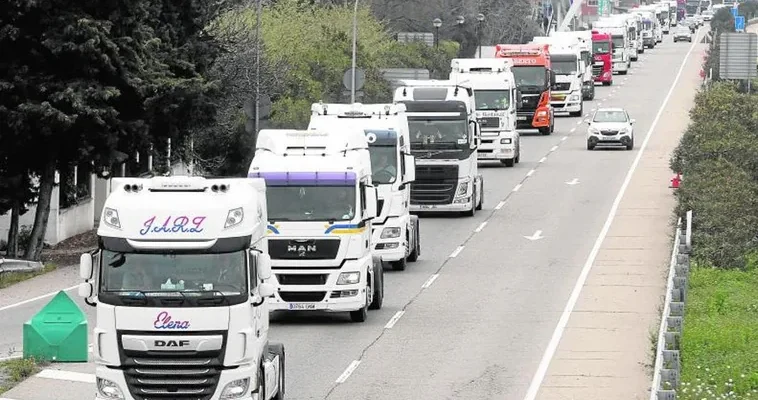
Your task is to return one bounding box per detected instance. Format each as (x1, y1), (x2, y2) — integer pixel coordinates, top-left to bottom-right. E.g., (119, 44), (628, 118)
(254, 0), (261, 136)
(433, 18), (442, 48)
(351, 0), (359, 103)
(456, 15), (464, 57)
(477, 13), (485, 58)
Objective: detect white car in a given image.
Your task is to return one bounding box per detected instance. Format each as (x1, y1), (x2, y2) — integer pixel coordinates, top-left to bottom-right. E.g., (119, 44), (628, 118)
(586, 108), (635, 150)
(673, 26), (692, 42)
(702, 10), (713, 21)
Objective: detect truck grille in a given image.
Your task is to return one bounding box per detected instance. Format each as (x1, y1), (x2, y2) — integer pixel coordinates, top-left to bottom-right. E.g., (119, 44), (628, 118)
(276, 274), (328, 285)
(553, 82), (571, 91)
(279, 291), (327, 302)
(592, 65), (603, 77)
(269, 239), (340, 260)
(516, 112), (535, 129)
(476, 117), (500, 129)
(120, 337), (225, 400)
(411, 165), (458, 205)
(519, 94), (540, 111)
(601, 130), (619, 135)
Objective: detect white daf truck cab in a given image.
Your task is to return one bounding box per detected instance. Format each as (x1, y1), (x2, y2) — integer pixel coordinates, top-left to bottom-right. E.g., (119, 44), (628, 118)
(393, 80), (484, 217)
(248, 129), (383, 323)
(529, 37), (584, 117)
(78, 175), (285, 400)
(307, 103), (420, 272)
(550, 30), (596, 100)
(593, 20), (631, 74)
(448, 58), (521, 167)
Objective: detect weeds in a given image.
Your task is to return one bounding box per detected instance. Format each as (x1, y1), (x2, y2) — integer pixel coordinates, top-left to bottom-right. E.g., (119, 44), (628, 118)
(0, 358), (44, 394)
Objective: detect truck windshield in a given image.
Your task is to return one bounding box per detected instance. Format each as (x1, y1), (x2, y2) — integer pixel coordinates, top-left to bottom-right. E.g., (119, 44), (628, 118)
(474, 90), (510, 110)
(612, 36), (624, 48)
(267, 186), (356, 221)
(367, 145), (398, 184)
(408, 119), (472, 160)
(512, 66), (547, 88)
(100, 250), (248, 295)
(551, 58), (578, 75)
(593, 42), (611, 54)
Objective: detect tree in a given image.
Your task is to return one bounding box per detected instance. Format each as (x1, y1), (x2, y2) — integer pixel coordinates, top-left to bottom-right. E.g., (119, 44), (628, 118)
(703, 7), (735, 81)
(0, 0), (230, 260)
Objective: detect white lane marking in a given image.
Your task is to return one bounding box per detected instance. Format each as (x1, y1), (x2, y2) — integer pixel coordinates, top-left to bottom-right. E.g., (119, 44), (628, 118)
(384, 311), (405, 329)
(36, 369), (96, 384)
(526, 169), (535, 177)
(474, 221), (488, 232)
(539, 157), (547, 163)
(335, 360), (361, 383)
(513, 183), (522, 192)
(449, 246), (464, 258)
(562, 136), (569, 141)
(569, 127), (576, 133)
(565, 178), (580, 185)
(421, 274), (439, 289)
(523, 31), (701, 400)
(495, 201), (505, 210)
(576, 120), (583, 125)
(523, 230), (544, 241)
(0, 285), (78, 312)
(550, 145), (558, 152)
(0, 354), (21, 362)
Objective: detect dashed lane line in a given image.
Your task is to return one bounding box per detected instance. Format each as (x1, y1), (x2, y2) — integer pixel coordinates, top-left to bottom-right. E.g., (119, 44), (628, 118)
(335, 360), (361, 383)
(526, 169), (535, 177)
(448, 246), (465, 258)
(539, 157), (547, 163)
(474, 221), (488, 232)
(384, 311), (405, 329)
(495, 200), (506, 210)
(550, 145), (558, 152)
(513, 183), (522, 192)
(421, 274), (439, 289)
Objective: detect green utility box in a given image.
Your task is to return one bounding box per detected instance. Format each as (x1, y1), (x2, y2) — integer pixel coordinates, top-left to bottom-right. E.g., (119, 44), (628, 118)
(23, 290), (88, 362)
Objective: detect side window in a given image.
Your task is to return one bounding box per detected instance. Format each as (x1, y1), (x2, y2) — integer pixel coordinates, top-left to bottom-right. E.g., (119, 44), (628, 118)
(249, 251), (258, 290)
(400, 151), (406, 176)
(360, 184), (367, 213)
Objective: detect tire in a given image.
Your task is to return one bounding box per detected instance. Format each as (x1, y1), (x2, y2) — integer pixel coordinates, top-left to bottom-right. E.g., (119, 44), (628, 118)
(390, 257), (406, 271)
(626, 137), (634, 150)
(350, 284), (369, 322)
(588, 85), (595, 100)
(463, 187), (476, 217)
(501, 158), (515, 167)
(538, 127), (550, 135)
(587, 141), (595, 151)
(369, 257), (384, 309)
(476, 178), (483, 210)
(619, 70), (628, 75)
(570, 103), (583, 117)
(603, 81), (611, 86)
(515, 143), (521, 163)
(407, 217), (419, 262)
(269, 343), (286, 400)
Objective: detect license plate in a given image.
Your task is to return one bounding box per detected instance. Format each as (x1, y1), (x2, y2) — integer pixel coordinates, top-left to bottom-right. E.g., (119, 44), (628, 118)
(288, 303), (317, 310)
(517, 116), (527, 121)
(419, 205), (434, 209)
(601, 136), (615, 140)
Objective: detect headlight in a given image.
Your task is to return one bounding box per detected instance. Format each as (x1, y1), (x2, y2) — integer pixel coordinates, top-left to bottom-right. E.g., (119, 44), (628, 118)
(381, 227), (401, 239)
(97, 378), (125, 400)
(456, 179), (470, 196)
(619, 128), (628, 134)
(569, 94), (580, 101)
(103, 208), (121, 229)
(537, 110), (547, 116)
(588, 127), (599, 135)
(224, 207), (244, 229)
(501, 138), (512, 144)
(337, 272), (360, 285)
(220, 378), (249, 399)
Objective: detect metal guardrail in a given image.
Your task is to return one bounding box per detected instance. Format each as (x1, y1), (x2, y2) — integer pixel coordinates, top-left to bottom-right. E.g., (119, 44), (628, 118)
(649, 210), (693, 400)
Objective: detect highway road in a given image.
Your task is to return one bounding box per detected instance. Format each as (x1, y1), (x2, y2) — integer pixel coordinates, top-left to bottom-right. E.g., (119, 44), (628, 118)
(0, 30), (702, 400)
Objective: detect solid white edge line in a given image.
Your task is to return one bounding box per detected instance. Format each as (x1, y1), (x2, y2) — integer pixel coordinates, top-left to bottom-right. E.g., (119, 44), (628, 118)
(421, 274), (439, 289)
(335, 360), (361, 383)
(550, 145), (558, 152)
(449, 246), (464, 258)
(384, 311), (405, 329)
(538, 157), (547, 163)
(495, 201), (505, 210)
(0, 285), (78, 312)
(474, 221), (488, 232)
(521, 31), (700, 400)
(36, 369), (96, 384)
(513, 183), (522, 192)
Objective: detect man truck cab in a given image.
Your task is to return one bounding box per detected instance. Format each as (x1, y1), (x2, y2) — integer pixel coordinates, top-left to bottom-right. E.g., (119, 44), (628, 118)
(393, 80), (484, 216)
(550, 30), (596, 100)
(307, 102), (421, 271)
(530, 36), (585, 116)
(592, 21), (631, 74)
(449, 58), (522, 166)
(78, 175), (286, 400)
(591, 30), (614, 85)
(249, 129), (384, 323)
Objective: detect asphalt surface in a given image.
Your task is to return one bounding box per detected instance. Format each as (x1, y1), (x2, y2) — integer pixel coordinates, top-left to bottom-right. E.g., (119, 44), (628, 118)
(0, 30), (702, 400)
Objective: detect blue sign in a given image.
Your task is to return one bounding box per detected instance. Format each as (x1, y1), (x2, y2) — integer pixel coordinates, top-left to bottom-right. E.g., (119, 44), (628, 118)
(732, 7), (739, 17)
(735, 15), (745, 31)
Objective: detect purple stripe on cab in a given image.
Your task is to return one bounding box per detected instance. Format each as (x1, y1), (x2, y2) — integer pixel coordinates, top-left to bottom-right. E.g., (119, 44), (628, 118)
(248, 171), (357, 186)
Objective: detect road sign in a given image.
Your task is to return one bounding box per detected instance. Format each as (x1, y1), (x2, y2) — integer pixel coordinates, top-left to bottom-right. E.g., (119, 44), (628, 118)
(23, 291), (88, 362)
(719, 32), (758, 80)
(735, 15), (745, 31)
(732, 6), (738, 17)
(342, 68), (365, 91)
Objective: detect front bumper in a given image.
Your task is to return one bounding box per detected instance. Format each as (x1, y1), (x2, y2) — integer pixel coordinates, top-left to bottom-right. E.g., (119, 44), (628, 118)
(588, 132), (632, 146)
(593, 70), (612, 83)
(268, 258), (370, 312)
(613, 61), (628, 72)
(478, 134), (516, 160)
(643, 37), (655, 46)
(674, 35), (691, 41)
(95, 364), (261, 400)
(516, 110), (550, 129)
(411, 198), (473, 213)
(371, 217), (408, 262)
(550, 96), (582, 113)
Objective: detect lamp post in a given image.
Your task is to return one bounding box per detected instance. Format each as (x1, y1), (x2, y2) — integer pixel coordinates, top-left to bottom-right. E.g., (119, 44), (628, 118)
(350, 0), (359, 103)
(476, 13), (485, 58)
(433, 18), (442, 48)
(456, 15), (464, 56)
(254, 0), (262, 137)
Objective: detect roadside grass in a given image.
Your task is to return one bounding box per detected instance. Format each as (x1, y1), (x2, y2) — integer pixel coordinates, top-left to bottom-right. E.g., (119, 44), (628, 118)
(0, 358), (44, 394)
(0, 264), (57, 290)
(678, 265), (758, 399)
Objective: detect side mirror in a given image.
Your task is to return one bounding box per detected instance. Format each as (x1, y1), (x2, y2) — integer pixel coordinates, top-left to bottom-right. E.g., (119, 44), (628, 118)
(365, 186), (378, 219)
(258, 282), (275, 298)
(80, 253), (93, 280)
(402, 154), (416, 184)
(630, 119), (636, 124)
(78, 282), (93, 298)
(516, 90), (523, 107)
(550, 71), (557, 86)
(257, 252), (272, 280)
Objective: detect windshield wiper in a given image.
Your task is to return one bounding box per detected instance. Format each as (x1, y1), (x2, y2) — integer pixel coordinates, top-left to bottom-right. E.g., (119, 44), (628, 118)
(415, 149), (463, 159)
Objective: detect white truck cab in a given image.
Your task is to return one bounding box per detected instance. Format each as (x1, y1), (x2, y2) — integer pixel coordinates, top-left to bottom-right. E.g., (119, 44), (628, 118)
(78, 175), (285, 400)
(530, 36), (585, 116)
(393, 80), (484, 216)
(633, 9), (658, 48)
(549, 30), (596, 100)
(449, 58), (521, 166)
(249, 129), (384, 322)
(307, 103), (421, 272)
(593, 19), (632, 74)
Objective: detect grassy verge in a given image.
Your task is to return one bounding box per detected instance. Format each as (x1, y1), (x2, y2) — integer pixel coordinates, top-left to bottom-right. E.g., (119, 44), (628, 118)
(0, 358), (44, 394)
(678, 265), (758, 399)
(0, 264), (57, 290)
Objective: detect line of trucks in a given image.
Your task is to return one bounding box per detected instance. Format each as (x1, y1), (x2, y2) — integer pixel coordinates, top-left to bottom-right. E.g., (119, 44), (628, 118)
(71, 9), (680, 399)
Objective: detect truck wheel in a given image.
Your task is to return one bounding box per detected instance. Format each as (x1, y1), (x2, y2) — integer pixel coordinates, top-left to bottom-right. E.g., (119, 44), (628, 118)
(619, 70), (628, 75)
(515, 143), (521, 163)
(570, 103), (583, 117)
(476, 179), (483, 210)
(369, 260), (383, 310)
(463, 188), (476, 217)
(269, 343), (286, 400)
(391, 255), (407, 271)
(539, 126), (550, 135)
(589, 85), (595, 100)
(501, 158), (515, 167)
(350, 295), (368, 322)
(603, 81), (611, 86)
(407, 217), (419, 262)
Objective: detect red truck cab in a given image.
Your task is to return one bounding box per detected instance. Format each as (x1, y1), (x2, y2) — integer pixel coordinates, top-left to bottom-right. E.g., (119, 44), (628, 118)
(591, 30), (613, 86)
(495, 43), (555, 135)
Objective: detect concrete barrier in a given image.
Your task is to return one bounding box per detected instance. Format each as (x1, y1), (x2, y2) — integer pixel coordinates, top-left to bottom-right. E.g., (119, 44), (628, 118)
(0, 258), (44, 275)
